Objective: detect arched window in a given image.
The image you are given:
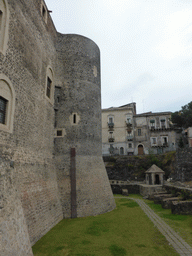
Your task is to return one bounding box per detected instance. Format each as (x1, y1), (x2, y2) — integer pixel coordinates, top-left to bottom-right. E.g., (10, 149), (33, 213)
(0, 74), (15, 133)
(70, 112), (80, 125)
(120, 147), (124, 155)
(45, 66), (54, 104)
(0, 0), (9, 54)
(41, 1), (48, 23)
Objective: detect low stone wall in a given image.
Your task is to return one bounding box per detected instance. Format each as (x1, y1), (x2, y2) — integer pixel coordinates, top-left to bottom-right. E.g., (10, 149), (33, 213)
(164, 184), (192, 198)
(162, 197), (181, 209)
(110, 183), (164, 196)
(139, 185), (164, 197)
(153, 194), (173, 204)
(111, 184), (140, 195)
(171, 201), (192, 215)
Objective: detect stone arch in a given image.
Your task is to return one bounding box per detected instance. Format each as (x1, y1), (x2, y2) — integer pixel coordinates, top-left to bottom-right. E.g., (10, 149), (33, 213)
(0, 0), (9, 55)
(0, 74), (15, 133)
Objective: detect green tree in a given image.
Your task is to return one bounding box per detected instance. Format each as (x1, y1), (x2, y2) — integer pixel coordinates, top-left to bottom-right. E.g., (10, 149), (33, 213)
(178, 137), (184, 148)
(171, 101), (192, 128)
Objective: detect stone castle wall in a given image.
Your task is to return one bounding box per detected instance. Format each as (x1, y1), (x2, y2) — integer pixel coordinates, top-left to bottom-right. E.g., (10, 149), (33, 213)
(1, 0), (63, 249)
(0, 0), (115, 255)
(173, 148), (192, 181)
(54, 34), (114, 218)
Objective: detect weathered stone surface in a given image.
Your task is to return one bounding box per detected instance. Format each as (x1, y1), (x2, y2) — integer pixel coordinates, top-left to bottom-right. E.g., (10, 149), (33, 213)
(111, 184), (140, 194)
(153, 194), (173, 204)
(161, 197), (181, 209)
(174, 148), (192, 181)
(171, 201), (192, 215)
(0, 158), (33, 256)
(122, 189), (129, 196)
(0, 0), (115, 255)
(148, 191), (168, 200)
(139, 185), (165, 197)
(104, 152), (175, 182)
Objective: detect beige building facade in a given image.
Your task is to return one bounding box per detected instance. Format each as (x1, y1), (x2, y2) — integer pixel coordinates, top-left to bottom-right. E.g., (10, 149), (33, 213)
(102, 103), (177, 156)
(187, 127), (192, 147)
(102, 103), (136, 156)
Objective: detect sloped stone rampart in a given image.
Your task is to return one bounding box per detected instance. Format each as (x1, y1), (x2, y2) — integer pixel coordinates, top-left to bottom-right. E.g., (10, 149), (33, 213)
(0, 158), (33, 256)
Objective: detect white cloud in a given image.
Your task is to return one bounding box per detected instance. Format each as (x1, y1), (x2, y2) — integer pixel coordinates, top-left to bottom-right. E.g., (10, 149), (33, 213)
(154, 9), (192, 60)
(46, 0), (192, 113)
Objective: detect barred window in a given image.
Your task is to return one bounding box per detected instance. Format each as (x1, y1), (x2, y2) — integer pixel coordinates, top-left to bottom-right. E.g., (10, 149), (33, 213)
(57, 130), (62, 136)
(0, 96), (7, 124)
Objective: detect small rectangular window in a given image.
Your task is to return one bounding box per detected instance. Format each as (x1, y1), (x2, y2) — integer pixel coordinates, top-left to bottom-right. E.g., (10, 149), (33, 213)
(0, 96), (7, 124)
(46, 77), (52, 98)
(138, 129), (141, 136)
(128, 143), (132, 148)
(57, 130), (62, 137)
(73, 114), (76, 124)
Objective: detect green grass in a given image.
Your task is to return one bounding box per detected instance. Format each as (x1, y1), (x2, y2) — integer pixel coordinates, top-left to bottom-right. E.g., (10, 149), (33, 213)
(145, 199), (192, 246)
(32, 197), (178, 256)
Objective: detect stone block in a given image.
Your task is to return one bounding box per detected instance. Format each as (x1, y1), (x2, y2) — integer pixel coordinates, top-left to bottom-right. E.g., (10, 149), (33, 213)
(171, 201), (192, 215)
(161, 197), (181, 209)
(153, 194), (173, 204)
(122, 189), (129, 196)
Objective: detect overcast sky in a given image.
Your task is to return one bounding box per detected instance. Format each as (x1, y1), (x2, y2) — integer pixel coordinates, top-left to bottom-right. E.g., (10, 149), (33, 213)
(45, 0), (192, 114)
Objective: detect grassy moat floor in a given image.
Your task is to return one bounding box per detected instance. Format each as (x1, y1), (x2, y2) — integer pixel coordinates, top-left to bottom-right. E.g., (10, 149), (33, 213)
(32, 194), (188, 256)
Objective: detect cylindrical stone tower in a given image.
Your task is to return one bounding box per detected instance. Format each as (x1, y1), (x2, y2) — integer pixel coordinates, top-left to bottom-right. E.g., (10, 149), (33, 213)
(54, 34), (115, 218)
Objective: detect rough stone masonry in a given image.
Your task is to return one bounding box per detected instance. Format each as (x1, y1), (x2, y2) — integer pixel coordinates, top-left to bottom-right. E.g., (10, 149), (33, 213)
(0, 0), (115, 255)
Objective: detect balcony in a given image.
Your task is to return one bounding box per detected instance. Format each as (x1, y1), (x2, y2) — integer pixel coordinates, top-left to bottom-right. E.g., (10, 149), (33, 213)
(149, 126), (170, 131)
(127, 135), (133, 141)
(108, 122), (114, 129)
(151, 142), (168, 147)
(125, 121), (132, 127)
(108, 137), (115, 142)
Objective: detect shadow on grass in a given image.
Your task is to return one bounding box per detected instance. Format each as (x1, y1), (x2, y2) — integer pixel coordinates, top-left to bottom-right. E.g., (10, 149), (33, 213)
(32, 197), (179, 256)
(109, 244), (126, 256)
